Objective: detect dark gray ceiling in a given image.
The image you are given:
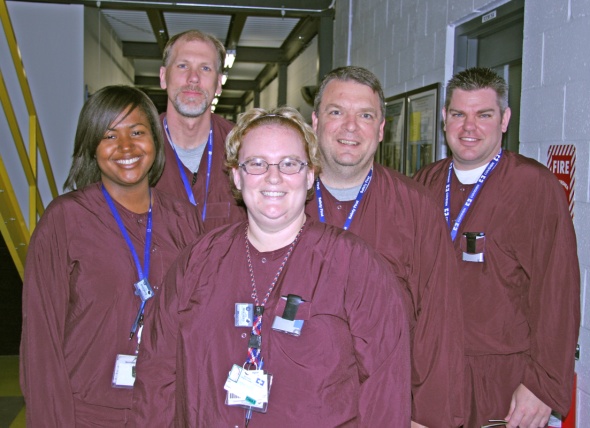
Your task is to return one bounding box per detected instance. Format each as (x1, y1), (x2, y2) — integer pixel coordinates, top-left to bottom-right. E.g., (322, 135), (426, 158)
(14, 0), (335, 116)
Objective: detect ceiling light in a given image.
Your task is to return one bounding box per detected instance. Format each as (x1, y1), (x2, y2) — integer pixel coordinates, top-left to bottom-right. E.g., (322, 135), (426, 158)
(212, 97), (219, 106)
(225, 50), (236, 69)
(222, 72), (229, 85)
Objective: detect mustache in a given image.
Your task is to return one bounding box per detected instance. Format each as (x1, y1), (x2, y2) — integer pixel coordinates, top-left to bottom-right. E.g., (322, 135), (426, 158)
(180, 86), (207, 96)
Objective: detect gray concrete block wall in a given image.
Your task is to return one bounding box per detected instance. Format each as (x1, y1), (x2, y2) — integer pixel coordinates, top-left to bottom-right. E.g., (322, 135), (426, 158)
(521, 32), (544, 90)
(520, 85), (565, 142)
(545, 21), (590, 86)
(333, 0), (590, 423)
(565, 81), (590, 141)
(521, 0), (590, 419)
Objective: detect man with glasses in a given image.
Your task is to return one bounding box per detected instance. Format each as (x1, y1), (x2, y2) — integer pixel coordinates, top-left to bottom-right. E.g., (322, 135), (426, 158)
(306, 66), (464, 427)
(155, 29), (246, 231)
(415, 67), (580, 428)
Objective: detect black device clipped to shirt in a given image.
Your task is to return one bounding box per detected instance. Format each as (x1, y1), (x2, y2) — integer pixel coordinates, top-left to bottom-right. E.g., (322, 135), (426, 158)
(282, 294), (303, 320)
(271, 294), (304, 336)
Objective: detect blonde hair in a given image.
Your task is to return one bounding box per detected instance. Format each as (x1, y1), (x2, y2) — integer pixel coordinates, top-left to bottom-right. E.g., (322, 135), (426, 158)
(226, 106), (320, 201)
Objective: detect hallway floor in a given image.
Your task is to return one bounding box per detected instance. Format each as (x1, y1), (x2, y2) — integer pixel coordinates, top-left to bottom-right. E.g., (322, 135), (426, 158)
(0, 356), (25, 428)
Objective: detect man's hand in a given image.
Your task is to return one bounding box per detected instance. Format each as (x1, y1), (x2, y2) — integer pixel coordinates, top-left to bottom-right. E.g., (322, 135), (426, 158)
(505, 383), (551, 428)
(411, 421), (427, 428)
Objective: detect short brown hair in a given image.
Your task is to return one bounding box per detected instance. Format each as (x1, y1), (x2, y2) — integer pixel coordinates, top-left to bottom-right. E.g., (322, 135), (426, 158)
(314, 66), (385, 120)
(162, 30), (226, 74)
(445, 67), (509, 114)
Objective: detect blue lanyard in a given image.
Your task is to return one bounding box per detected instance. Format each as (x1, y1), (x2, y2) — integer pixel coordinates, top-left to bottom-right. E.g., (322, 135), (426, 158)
(163, 117), (213, 222)
(445, 150), (502, 241)
(101, 185), (153, 339)
(315, 167), (373, 231)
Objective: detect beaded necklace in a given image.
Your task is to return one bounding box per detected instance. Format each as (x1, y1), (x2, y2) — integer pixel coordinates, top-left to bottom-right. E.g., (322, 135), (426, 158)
(243, 222), (304, 369)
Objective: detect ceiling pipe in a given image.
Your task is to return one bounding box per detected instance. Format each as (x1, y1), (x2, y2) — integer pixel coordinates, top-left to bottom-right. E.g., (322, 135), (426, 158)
(92, 0), (331, 14)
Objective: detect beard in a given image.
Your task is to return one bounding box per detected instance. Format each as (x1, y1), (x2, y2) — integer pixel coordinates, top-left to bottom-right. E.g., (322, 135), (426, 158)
(170, 86), (211, 118)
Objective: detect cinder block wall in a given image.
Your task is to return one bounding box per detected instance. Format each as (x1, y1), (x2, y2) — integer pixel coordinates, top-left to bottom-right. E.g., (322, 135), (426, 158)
(332, 0), (590, 423)
(520, 1), (590, 423)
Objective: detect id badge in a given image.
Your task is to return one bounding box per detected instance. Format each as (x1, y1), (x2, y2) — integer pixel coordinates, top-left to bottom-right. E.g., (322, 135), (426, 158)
(134, 278), (154, 302)
(235, 303), (254, 327)
(271, 317), (304, 336)
(461, 232), (485, 262)
(224, 364), (272, 413)
(111, 354), (137, 388)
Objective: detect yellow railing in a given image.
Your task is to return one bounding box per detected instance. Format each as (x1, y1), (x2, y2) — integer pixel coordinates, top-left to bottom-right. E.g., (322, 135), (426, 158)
(0, 0), (58, 279)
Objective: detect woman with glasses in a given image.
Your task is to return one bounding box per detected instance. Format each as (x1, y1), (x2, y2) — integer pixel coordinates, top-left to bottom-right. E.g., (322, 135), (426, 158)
(132, 106), (411, 427)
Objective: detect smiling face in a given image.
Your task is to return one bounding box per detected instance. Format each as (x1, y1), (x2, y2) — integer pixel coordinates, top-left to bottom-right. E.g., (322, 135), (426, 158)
(96, 106), (156, 196)
(232, 123), (314, 234)
(443, 88), (511, 170)
(312, 79), (384, 184)
(160, 38), (223, 118)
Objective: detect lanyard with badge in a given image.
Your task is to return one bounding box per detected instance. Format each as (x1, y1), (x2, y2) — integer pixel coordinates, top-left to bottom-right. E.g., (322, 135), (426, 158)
(444, 150), (502, 262)
(102, 185), (154, 388)
(224, 224), (304, 426)
(315, 166), (373, 230)
(163, 117), (213, 222)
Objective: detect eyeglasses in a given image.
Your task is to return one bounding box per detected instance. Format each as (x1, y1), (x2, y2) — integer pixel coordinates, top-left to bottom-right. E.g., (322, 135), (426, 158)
(238, 158), (308, 175)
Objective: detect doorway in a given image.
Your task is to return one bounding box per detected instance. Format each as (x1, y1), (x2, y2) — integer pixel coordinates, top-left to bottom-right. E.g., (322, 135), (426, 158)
(454, 0), (524, 153)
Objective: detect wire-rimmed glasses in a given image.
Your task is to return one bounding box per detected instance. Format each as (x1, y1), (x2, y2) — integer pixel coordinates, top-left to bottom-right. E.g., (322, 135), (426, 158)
(238, 158), (308, 175)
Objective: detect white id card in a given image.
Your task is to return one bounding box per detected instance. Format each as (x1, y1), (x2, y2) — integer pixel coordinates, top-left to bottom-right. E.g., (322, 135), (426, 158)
(225, 366), (272, 413)
(111, 354), (137, 388)
(235, 303), (254, 327)
(223, 364), (268, 402)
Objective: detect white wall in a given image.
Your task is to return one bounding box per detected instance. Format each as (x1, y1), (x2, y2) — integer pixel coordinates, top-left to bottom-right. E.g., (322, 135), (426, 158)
(259, 77), (279, 111)
(84, 7), (134, 94)
(258, 37), (319, 123)
(0, 1), (84, 218)
(331, 0), (589, 424)
(285, 37), (319, 122)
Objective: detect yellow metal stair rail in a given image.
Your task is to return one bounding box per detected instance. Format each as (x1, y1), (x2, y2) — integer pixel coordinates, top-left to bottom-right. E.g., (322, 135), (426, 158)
(0, 0), (58, 279)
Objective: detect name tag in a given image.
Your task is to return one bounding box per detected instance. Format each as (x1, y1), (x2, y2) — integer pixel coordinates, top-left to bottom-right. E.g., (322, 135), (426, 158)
(224, 364), (272, 412)
(235, 303), (254, 327)
(111, 354), (136, 388)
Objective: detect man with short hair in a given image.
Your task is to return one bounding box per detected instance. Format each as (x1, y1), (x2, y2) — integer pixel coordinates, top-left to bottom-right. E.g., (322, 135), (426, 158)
(155, 30), (246, 231)
(414, 67), (580, 428)
(306, 66), (464, 427)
